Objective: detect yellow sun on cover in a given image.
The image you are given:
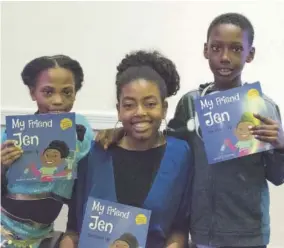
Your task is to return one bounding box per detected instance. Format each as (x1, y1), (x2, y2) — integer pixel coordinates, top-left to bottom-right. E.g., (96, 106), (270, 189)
(247, 88), (260, 99)
(135, 214), (148, 225)
(60, 118), (73, 130)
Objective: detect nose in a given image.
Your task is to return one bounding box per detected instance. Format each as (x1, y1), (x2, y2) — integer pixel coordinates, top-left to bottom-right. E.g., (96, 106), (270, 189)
(220, 48), (230, 64)
(135, 104), (146, 116)
(52, 94), (64, 105)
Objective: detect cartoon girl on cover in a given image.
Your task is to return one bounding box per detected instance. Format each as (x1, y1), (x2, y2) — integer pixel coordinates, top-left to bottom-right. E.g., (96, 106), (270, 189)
(29, 140), (72, 182)
(224, 112), (262, 156)
(109, 233), (139, 248)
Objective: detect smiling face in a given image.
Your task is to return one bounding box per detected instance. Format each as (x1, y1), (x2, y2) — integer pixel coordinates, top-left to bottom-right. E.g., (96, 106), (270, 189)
(41, 148), (63, 168)
(235, 121), (254, 141)
(204, 23), (255, 89)
(30, 67), (76, 114)
(117, 79), (167, 142)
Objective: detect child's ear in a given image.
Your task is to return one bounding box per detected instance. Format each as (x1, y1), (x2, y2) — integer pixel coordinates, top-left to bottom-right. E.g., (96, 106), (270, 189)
(246, 47), (255, 63)
(203, 43), (209, 60)
(29, 87), (36, 101)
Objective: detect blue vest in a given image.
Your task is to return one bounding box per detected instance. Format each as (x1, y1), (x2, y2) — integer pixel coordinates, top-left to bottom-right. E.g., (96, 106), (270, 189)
(76, 137), (193, 247)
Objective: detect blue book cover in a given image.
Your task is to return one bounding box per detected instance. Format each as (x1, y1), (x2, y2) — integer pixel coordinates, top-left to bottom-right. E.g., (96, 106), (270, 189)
(194, 82), (277, 164)
(5, 113), (77, 183)
(79, 198), (151, 248)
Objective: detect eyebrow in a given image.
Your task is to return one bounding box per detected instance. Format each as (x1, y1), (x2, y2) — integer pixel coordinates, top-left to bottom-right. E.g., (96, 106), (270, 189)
(122, 95), (158, 101)
(211, 40), (243, 45)
(40, 85), (74, 90)
(143, 95), (158, 100)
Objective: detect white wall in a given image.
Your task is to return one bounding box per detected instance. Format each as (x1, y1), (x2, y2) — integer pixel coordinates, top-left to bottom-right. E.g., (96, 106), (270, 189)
(1, 1), (284, 119)
(1, 1), (284, 247)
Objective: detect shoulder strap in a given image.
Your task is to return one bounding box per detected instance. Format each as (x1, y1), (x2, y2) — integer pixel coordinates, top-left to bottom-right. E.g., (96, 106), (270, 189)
(186, 90), (200, 120)
(186, 83), (212, 120)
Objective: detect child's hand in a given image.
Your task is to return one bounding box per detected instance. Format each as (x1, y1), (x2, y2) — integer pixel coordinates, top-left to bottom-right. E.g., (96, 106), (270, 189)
(251, 113), (284, 150)
(59, 233), (78, 248)
(1, 140), (23, 167)
(95, 128), (124, 150)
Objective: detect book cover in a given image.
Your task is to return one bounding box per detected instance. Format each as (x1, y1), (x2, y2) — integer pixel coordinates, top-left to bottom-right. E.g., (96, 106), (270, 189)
(5, 113), (77, 183)
(194, 82), (277, 164)
(79, 198), (151, 248)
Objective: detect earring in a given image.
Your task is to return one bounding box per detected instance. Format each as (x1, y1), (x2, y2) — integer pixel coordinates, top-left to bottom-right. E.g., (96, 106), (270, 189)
(113, 120), (126, 137)
(114, 120), (122, 130)
(160, 118), (168, 136)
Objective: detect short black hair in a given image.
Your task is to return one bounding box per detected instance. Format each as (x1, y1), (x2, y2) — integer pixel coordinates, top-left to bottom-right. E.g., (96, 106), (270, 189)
(21, 55), (84, 92)
(44, 140), (70, 158)
(207, 13), (255, 46)
(116, 50), (180, 100)
(116, 65), (168, 101)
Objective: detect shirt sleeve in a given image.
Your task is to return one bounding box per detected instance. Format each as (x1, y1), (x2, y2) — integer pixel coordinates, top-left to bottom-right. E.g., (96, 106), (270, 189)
(264, 104), (284, 186)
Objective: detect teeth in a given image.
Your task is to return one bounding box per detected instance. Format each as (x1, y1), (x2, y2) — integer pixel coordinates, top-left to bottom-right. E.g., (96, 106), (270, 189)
(218, 69), (232, 76)
(134, 123), (149, 128)
(132, 122), (151, 130)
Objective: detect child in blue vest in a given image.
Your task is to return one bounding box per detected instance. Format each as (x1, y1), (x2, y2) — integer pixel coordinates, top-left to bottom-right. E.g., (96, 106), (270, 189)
(1, 55), (94, 248)
(64, 50), (193, 248)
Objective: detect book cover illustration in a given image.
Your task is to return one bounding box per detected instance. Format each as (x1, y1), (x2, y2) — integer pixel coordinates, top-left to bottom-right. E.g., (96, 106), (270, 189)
(79, 198), (151, 248)
(194, 82), (277, 164)
(5, 113), (77, 183)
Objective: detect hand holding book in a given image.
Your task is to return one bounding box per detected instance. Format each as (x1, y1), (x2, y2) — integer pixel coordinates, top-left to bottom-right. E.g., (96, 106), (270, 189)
(1, 140), (23, 167)
(194, 82), (279, 164)
(5, 113), (77, 183)
(250, 113), (284, 151)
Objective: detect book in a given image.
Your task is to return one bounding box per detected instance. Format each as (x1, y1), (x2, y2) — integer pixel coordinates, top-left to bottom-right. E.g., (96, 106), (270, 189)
(5, 112), (77, 183)
(78, 198), (151, 248)
(194, 82), (278, 164)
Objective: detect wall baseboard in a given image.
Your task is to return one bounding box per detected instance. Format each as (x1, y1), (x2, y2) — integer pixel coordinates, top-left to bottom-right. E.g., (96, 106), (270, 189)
(1, 108), (169, 130)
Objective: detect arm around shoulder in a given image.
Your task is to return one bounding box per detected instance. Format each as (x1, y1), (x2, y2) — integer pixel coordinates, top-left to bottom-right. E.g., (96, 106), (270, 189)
(167, 94), (192, 141)
(75, 114), (95, 161)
